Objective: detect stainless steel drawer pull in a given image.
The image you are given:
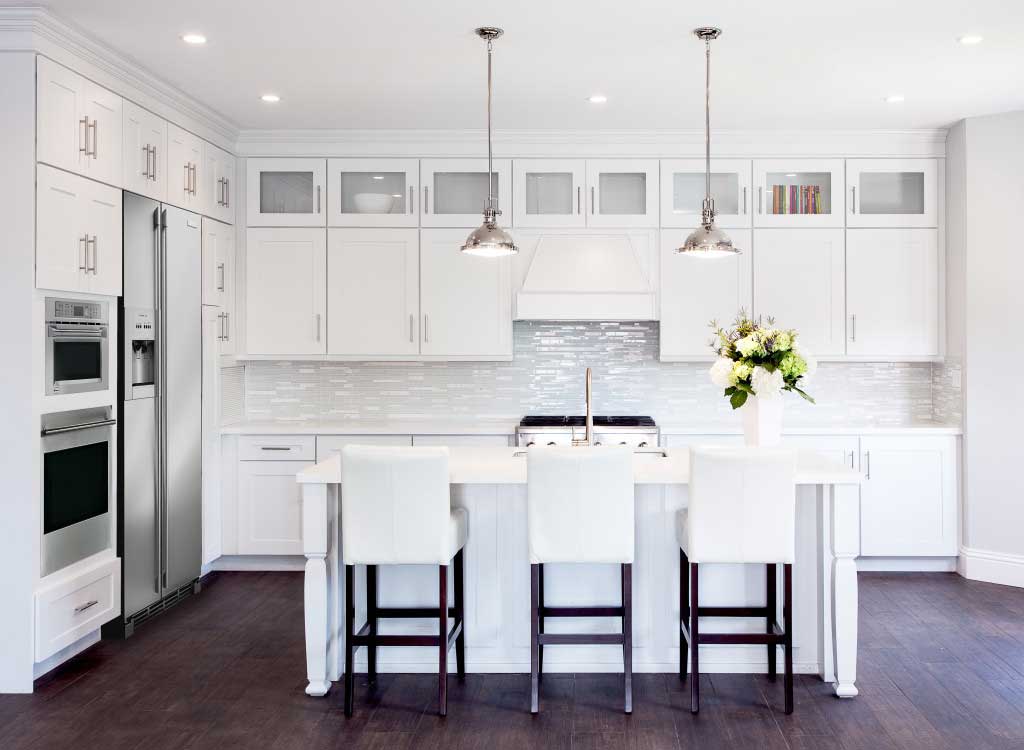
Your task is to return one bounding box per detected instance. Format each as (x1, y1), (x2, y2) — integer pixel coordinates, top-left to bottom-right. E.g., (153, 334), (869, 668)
(74, 600), (99, 614)
(143, 144), (151, 178)
(316, 185), (321, 213)
(150, 146), (157, 181)
(41, 418), (117, 436)
(89, 120), (97, 158)
(217, 262), (225, 291)
(850, 314), (857, 342)
(864, 451), (871, 480)
(224, 177), (229, 207)
(424, 186), (430, 214)
(743, 186), (748, 214)
(409, 313), (414, 343)
(590, 186), (595, 214)
(260, 446), (292, 451)
(577, 185), (582, 214)
(79, 117), (89, 154)
(224, 312), (230, 341)
(409, 185), (414, 214)
(79, 235), (88, 271)
(851, 186), (857, 214)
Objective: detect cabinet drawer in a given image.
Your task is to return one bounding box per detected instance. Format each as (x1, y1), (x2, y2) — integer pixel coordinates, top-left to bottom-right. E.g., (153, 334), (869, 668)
(35, 557), (120, 662)
(238, 435), (316, 461)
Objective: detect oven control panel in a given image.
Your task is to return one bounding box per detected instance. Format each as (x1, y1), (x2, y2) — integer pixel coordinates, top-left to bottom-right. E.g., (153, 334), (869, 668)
(46, 297), (108, 324)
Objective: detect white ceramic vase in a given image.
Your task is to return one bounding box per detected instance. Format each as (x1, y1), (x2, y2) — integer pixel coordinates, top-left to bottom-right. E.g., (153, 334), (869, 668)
(742, 395), (783, 446)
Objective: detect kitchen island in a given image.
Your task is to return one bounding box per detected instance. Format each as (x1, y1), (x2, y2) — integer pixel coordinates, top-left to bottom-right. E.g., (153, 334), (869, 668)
(297, 447), (862, 699)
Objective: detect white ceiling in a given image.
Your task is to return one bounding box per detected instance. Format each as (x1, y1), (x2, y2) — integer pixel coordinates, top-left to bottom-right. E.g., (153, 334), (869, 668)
(17, 0), (1024, 131)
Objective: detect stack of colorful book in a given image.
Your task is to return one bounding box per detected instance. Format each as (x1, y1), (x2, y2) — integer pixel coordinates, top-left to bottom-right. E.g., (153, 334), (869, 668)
(771, 184), (823, 215)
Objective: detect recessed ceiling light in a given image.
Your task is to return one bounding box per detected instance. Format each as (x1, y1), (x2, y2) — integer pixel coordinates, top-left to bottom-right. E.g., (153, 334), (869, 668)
(260, 94), (281, 103)
(885, 94), (905, 104)
(372, 175), (384, 180)
(181, 33), (207, 45)
(785, 173), (797, 178)
(958, 34), (984, 45)
(587, 94), (608, 104)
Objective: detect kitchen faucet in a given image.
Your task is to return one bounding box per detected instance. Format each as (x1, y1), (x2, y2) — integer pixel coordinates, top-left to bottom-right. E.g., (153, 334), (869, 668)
(572, 367), (594, 446)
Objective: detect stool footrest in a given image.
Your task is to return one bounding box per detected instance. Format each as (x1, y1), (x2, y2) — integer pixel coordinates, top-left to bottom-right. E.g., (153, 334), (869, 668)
(681, 620), (784, 647)
(540, 606), (623, 618)
(696, 606), (771, 618)
(374, 606), (456, 618)
(539, 633), (624, 646)
(350, 619), (464, 649)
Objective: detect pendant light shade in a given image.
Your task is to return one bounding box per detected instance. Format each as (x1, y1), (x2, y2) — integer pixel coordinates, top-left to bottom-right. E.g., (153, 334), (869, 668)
(462, 27), (517, 257)
(676, 27), (740, 258)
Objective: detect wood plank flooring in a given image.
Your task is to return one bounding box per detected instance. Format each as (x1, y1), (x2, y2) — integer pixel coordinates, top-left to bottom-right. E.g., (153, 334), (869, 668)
(3, 571), (1024, 749)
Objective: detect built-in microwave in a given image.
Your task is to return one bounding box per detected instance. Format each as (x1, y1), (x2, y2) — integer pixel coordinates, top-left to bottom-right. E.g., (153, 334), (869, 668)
(45, 297), (109, 396)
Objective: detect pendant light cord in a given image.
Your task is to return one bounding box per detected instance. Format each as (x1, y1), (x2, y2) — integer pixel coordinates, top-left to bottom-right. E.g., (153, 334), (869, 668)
(704, 37), (711, 215)
(486, 38), (494, 212)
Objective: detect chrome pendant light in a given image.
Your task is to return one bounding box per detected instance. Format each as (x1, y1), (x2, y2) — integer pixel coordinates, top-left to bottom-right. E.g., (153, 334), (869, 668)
(677, 27), (740, 258)
(461, 27), (517, 257)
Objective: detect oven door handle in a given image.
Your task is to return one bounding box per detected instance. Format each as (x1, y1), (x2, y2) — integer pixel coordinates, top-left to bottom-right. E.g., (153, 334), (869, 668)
(48, 325), (106, 338)
(41, 418), (117, 436)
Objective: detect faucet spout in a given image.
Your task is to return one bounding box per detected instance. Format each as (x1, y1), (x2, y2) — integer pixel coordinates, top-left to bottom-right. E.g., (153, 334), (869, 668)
(573, 367), (594, 446)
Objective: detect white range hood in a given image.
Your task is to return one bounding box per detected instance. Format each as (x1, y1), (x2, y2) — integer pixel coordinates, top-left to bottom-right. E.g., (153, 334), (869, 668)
(513, 230), (658, 321)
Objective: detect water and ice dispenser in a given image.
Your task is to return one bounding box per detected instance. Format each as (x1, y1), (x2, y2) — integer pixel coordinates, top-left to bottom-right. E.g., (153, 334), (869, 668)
(124, 308), (155, 400)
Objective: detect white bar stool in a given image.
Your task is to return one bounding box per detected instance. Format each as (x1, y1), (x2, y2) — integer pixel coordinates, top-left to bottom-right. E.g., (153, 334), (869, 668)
(678, 446), (797, 714)
(340, 445), (467, 717)
(527, 446), (635, 714)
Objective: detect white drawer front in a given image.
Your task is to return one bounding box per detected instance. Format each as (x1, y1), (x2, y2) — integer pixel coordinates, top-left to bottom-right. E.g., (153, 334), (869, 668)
(238, 435), (316, 461)
(35, 557), (120, 662)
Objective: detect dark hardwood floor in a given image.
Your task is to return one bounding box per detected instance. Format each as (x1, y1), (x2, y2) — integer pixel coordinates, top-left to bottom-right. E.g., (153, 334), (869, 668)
(3, 571), (1024, 749)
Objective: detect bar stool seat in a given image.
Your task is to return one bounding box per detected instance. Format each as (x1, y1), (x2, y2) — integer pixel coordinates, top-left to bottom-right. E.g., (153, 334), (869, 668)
(447, 508), (469, 560)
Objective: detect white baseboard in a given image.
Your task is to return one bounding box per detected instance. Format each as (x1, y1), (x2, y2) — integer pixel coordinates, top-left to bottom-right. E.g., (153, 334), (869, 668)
(204, 555), (305, 573)
(958, 546), (1024, 588)
(857, 557), (957, 572)
(33, 629), (100, 681)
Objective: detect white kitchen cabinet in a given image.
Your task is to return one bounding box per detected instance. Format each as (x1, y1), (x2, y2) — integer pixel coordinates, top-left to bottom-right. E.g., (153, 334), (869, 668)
(585, 159), (659, 228)
(847, 158), (937, 228)
(420, 158), (512, 227)
(753, 229), (846, 357)
(782, 435), (859, 472)
(237, 459), (313, 555)
(166, 123), (204, 211)
(218, 226), (237, 356)
(860, 436), (957, 557)
(36, 164), (122, 295)
(420, 229), (513, 358)
(327, 228), (420, 357)
(121, 100), (166, 201)
(659, 229), (752, 360)
(327, 158), (419, 227)
(753, 159), (844, 228)
(412, 435), (512, 447)
(201, 306), (222, 565)
(246, 228), (326, 355)
(247, 158), (327, 227)
(512, 159), (587, 228)
(201, 217), (227, 307)
(204, 143), (236, 225)
(37, 56), (122, 187)
(847, 229), (939, 357)
(34, 556), (120, 662)
(660, 159), (752, 229)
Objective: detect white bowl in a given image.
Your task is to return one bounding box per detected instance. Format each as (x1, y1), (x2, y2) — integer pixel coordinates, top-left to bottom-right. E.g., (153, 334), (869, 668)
(353, 193), (396, 214)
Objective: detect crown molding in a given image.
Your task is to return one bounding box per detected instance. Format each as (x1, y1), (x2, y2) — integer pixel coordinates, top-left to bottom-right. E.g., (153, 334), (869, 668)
(0, 6), (239, 148)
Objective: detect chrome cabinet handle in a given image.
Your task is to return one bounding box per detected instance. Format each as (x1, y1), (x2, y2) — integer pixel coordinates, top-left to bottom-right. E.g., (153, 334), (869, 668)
(423, 313), (429, 343)
(192, 164), (198, 195)
(224, 312), (230, 342)
(423, 186), (430, 214)
(89, 120), (97, 158)
(217, 262), (225, 292)
(849, 314), (857, 342)
(74, 600), (99, 615)
(316, 185), (321, 213)
(848, 451), (855, 469)
(215, 178), (222, 205)
(87, 236), (97, 274)
(79, 235), (88, 271)
(217, 312), (224, 341)
(409, 185), (414, 214)
(150, 146), (157, 182)
(315, 313), (321, 342)
(590, 186), (595, 214)
(864, 451), (871, 480)
(143, 144), (151, 178)
(577, 185), (582, 214)
(79, 117), (89, 154)
(224, 177), (229, 207)
(851, 186), (856, 214)
(409, 313), (414, 343)
(743, 186), (748, 214)
(184, 164), (190, 194)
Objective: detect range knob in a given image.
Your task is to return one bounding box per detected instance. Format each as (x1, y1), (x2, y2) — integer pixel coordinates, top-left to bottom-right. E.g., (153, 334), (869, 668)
(526, 441), (536, 447)
(547, 441), (557, 446)
(595, 441), (602, 446)
(619, 441), (627, 446)
(638, 441), (649, 448)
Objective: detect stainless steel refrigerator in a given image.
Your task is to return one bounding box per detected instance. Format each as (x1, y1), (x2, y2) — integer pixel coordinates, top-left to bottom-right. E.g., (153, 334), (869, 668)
(108, 192), (202, 637)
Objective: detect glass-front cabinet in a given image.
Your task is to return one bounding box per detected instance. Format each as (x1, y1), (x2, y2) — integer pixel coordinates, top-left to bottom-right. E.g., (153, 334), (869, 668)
(420, 158), (512, 227)
(585, 159), (659, 228)
(512, 159), (586, 228)
(327, 158), (419, 227)
(846, 159), (937, 228)
(660, 159), (752, 228)
(246, 158), (327, 227)
(753, 159), (844, 228)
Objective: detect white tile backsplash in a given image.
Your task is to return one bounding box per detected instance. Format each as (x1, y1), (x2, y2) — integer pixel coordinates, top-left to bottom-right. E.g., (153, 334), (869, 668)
(242, 321), (960, 428)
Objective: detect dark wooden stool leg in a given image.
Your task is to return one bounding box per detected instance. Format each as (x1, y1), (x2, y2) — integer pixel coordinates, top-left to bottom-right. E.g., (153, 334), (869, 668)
(438, 564), (449, 717)
(783, 563), (794, 715)
(367, 565), (378, 681)
(530, 563), (540, 714)
(344, 565), (356, 717)
(454, 549), (466, 679)
(622, 563), (633, 714)
(690, 562), (700, 714)
(766, 562), (777, 682)
(537, 563), (545, 681)
(680, 549), (689, 682)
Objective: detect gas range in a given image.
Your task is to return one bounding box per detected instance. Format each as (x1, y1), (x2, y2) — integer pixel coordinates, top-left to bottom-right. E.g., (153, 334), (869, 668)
(515, 416), (659, 448)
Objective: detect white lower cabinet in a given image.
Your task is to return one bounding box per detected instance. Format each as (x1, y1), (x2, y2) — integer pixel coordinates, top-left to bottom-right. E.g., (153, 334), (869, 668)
(34, 557), (121, 662)
(237, 459), (314, 555)
(412, 435), (511, 447)
(782, 435), (858, 471)
(201, 307), (222, 565)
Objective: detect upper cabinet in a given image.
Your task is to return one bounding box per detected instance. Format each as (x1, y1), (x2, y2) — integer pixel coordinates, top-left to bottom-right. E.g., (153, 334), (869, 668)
(327, 158), (419, 228)
(420, 158), (512, 228)
(660, 159), (752, 229)
(846, 159), (937, 228)
(166, 123), (204, 211)
(585, 159), (659, 228)
(122, 100), (166, 202)
(37, 56), (123, 187)
(247, 158), (327, 227)
(753, 159), (844, 228)
(204, 144), (236, 225)
(512, 159), (587, 228)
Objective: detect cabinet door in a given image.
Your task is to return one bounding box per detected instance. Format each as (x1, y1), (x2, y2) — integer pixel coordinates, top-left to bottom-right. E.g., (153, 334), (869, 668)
(122, 100), (166, 201)
(420, 229), (512, 358)
(847, 159), (937, 228)
(327, 228), (419, 357)
(246, 158), (327, 227)
(328, 158), (419, 228)
(659, 229), (752, 360)
(753, 229), (845, 357)
(512, 159), (586, 228)
(201, 217), (226, 306)
(753, 159), (844, 228)
(860, 436), (957, 556)
(37, 57), (90, 177)
(661, 159), (752, 229)
(201, 307), (222, 564)
(81, 78), (122, 187)
(166, 124), (204, 211)
(420, 158), (512, 228)
(246, 228), (326, 355)
(847, 229), (938, 357)
(237, 460), (313, 555)
(36, 164), (88, 293)
(81, 177), (123, 296)
(218, 226), (237, 356)
(585, 159), (659, 228)
(782, 435), (859, 472)
(204, 143), (235, 225)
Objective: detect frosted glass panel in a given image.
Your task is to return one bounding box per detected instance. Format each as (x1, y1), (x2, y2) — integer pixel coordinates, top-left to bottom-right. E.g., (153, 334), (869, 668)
(433, 172), (499, 215)
(525, 172), (573, 215)
(673, 172), (739, 216)
(859, 172), (925, 215)
(260, 171), (314, 214)
(338, 171), (407, 214)
(599, 172), (646, 215)
(766, 172), (831, 215)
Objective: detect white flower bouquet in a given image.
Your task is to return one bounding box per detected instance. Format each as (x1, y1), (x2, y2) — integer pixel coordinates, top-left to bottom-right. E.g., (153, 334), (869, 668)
(708, 314), (816, 409)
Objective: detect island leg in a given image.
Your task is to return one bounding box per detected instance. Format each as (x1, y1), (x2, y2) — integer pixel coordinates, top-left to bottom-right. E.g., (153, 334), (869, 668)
(829, 483), (860, 698)
(302, 482), (331, 697)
